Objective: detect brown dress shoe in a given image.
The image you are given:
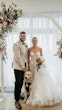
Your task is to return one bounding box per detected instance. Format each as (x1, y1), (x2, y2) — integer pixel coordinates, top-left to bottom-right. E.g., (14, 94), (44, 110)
(15, 101), (22, 110)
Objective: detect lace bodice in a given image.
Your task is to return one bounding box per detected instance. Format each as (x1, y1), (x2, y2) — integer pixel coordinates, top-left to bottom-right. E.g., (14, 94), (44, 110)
(30, 52), (41, 62)
(29, 52), (41, 74)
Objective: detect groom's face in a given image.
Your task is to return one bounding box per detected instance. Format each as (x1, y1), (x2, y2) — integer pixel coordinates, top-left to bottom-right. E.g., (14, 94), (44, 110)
(19, 33), (26, 42)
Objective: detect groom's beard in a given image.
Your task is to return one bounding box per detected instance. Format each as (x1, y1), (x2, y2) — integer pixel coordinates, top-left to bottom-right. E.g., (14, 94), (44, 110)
(20, 39), (25, 42)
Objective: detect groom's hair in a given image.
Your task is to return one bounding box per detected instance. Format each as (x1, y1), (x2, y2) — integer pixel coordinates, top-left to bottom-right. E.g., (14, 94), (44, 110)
(20, 31), (26, 34)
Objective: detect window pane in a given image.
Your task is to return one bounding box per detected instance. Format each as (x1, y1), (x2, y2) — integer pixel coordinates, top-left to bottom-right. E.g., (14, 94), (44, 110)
(17, 18), (30, 29)
(33, 18), (43, 28)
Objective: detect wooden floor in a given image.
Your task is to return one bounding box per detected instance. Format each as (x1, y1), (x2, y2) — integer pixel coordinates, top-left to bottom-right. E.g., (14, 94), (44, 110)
(0, 93), (62, 110)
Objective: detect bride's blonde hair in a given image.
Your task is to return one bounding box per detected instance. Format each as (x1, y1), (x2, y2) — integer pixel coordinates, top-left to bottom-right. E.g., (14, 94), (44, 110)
(32, 37), (38, 41)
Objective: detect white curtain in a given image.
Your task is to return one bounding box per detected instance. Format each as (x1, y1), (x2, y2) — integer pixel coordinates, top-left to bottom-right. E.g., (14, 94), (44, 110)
(4, 13), (62, 88)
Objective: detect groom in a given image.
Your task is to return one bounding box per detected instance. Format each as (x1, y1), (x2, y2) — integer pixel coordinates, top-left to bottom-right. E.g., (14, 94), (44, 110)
(12, 31), (28, 109)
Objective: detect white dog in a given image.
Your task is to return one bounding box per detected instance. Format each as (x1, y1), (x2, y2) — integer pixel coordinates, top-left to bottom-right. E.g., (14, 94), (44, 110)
(23, 71), (33, 102)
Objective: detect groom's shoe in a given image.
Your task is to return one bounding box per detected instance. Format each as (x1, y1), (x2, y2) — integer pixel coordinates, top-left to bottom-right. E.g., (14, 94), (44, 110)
(15, 101), (22, 110)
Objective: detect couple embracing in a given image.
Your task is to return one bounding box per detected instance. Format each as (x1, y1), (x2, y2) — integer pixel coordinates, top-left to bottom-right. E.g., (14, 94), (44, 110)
(12, 31), (62, 109)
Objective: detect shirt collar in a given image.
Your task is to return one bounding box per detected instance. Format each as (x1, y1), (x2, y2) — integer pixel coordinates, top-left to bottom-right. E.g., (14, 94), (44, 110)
(20, 40), (25, 45)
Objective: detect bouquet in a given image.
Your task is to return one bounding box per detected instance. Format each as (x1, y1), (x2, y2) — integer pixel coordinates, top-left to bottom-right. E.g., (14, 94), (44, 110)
(0, 2), (22, 36)
(36, 56), (45, 70)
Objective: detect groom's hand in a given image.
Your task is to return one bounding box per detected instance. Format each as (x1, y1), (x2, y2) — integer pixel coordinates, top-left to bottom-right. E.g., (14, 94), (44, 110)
(22, 68), (28, 73)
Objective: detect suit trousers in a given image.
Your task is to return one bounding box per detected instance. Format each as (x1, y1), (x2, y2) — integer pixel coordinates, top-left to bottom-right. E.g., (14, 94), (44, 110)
(14, 69), (24, 101)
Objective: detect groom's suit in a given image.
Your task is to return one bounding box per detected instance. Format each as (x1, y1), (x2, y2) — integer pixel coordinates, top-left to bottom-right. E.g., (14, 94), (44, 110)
(12, 40), (28, 101)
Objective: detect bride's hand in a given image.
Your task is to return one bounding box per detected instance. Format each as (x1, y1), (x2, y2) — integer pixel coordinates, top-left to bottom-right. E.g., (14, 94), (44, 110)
(22, 68), (28, 73)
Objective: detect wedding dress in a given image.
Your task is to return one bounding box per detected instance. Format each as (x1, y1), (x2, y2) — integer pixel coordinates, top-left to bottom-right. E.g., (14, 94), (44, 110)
(27, 52), (62, 106)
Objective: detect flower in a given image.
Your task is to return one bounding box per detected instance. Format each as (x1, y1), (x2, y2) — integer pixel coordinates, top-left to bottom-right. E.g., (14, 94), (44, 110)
(56, 40), (60, 45)
(0, 35), (6, 48)
(36, 56), (45, 70)
(25, 44), (28, 48)
(56, 35), (62, 59)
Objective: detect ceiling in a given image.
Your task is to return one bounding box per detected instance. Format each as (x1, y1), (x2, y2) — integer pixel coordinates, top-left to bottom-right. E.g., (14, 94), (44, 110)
(0, 0), (62, 13)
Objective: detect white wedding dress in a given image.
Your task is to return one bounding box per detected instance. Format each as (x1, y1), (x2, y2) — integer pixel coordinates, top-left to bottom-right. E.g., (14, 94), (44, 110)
(26, 52), (62, 106)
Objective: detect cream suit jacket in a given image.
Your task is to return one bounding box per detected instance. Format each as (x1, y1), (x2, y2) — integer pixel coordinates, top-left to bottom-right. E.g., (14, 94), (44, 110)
(12, 40), (28, 71)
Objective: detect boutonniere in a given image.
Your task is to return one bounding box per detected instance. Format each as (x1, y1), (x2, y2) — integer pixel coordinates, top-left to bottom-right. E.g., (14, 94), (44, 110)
(25, 44), (28, 48)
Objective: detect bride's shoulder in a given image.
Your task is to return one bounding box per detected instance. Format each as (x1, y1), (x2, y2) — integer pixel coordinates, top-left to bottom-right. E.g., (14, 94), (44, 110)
(37, 47), (42, 50)
(28, 47), (33, 51)
(28, 48), (32, 53)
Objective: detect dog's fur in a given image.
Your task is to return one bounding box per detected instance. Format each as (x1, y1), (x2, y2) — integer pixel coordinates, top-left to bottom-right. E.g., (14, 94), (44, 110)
(23, 71), (33, 102)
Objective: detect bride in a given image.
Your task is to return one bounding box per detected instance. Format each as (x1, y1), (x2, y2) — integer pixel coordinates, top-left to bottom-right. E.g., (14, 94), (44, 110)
(26, 37), (62, 106)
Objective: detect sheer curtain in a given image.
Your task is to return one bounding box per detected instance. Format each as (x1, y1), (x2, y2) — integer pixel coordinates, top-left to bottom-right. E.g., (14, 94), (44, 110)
(4, 13), (62, 88)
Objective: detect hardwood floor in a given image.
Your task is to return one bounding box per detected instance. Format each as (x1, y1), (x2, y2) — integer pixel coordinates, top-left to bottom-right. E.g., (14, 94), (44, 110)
(0, 93), (62, 110)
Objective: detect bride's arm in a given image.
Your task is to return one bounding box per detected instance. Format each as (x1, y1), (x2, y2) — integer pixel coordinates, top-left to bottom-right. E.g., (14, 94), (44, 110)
(28, 48), (30, 71)
(40, 48), (45, 62)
